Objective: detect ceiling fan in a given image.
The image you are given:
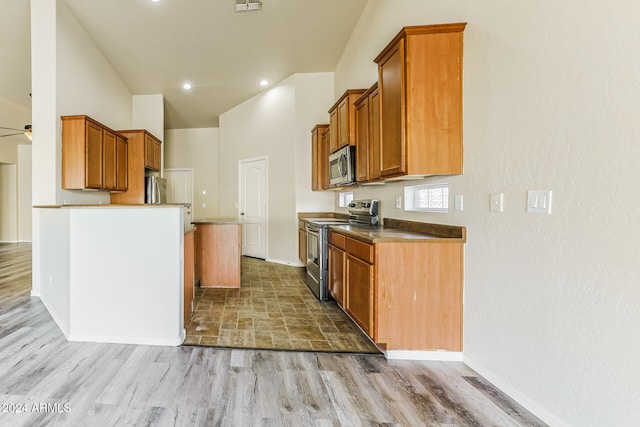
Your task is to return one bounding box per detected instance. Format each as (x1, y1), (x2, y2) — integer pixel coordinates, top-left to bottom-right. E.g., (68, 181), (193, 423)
(0, 125), (32, 141)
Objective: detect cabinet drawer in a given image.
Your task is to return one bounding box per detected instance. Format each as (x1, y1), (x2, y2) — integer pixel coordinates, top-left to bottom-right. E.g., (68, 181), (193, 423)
(346, 237), (373, 264)
(299, 220), (306, 231)
(329, 231), (346, 250)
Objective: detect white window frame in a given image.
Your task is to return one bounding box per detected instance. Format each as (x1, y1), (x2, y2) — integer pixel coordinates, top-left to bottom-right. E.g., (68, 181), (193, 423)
(338, 191), (354, 208)
(404, 183), (449, 213)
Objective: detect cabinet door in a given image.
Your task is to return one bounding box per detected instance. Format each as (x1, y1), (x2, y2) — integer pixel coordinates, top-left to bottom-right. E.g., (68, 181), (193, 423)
(346, 254), (374, 335)
(328, 244), (345, 307)
(355, 97), (370, 183)
(329, 109), (339, 154)
(368, 87), (381, 181)
(320, 127), (331, 189)
(102, 129), (117, 190)
(85, 120), (104, 189)
(153, 140), (161, 171)
(311, 128), (319, 191)
(378, 38), (406, 177)
(144, 134), (156, 170)
(115, 135), (128, 191)
(298, 227), (307, 264)
(337, 97), (349, 150)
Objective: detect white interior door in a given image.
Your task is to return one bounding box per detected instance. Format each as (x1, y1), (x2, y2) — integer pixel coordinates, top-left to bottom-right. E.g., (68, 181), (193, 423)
(239, 157), (267, 259)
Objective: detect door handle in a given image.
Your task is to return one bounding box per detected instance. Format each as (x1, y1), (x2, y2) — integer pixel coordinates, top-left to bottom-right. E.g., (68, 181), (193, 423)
(240, 212), (245, 216)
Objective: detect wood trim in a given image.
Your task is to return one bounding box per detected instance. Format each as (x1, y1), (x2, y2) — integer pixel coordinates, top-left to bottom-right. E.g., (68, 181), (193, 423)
(374, 22), (467, 64)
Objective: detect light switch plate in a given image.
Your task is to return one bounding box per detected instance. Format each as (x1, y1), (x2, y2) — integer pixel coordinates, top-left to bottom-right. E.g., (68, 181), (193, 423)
(490, 193), (504, 212)
(527, 190), (552, 214)
(454, 195), (463, 211)
(395, 196), (402, 209)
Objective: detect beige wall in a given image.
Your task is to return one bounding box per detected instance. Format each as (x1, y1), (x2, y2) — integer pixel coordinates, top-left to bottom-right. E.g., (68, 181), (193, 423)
(32, 0), (132, 207)
(0, 164), (17, 242)
(333, 1), (638, 426)
(219, 73), (334, 265)
(0, 99), (32, 242)
(164, 128), (220, 219)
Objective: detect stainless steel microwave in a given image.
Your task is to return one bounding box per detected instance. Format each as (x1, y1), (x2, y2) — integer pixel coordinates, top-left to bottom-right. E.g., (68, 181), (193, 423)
(329, 146), (356, 187)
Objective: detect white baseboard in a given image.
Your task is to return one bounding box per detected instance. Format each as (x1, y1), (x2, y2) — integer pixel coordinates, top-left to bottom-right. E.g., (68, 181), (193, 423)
(463, 354), (568, 427)
(265, 257), (305, 267)
(385, 350), (463, 361)
(67, 333), (184, 347)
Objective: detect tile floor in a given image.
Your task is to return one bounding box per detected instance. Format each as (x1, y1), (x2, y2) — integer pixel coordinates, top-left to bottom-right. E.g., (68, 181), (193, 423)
(184, 256), (380, 354)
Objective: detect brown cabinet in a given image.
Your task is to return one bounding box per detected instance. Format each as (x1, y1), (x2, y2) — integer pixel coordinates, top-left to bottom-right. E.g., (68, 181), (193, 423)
(298, 221), (307, 264)
(327, 89), (366, 154)
(115, 135), (128, 191)
(328, 231), (346, 306)
(346, 254), (374, 336)
(194, 223), (241, 288)
(354, 83), (381, 183)
(61, 115), (128, 191)
(184, 228), (195, 325)
(320, 127), (331, 189)
(328, 229), (464, 352)
(311, 124), (329, 191)
(144, 133), (161, 171)
(111, 129), (162, 204)
(102, 129), (117, 190)
(374, 23), (466, 178)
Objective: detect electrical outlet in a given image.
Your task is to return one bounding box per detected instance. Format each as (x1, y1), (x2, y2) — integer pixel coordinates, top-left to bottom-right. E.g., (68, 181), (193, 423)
(395, 196), (402, 209)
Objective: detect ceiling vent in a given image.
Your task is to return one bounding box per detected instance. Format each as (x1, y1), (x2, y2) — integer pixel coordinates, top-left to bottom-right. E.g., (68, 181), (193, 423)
(236, 0), (261, 12)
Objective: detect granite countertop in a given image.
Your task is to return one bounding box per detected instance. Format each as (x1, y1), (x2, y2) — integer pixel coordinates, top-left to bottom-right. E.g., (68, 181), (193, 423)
(329, 218), (466, 244)
(191, 218), (242, 225)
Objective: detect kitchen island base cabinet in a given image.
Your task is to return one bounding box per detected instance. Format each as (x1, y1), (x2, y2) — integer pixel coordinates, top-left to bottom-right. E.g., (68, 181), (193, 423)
(194, 222), (241, 288)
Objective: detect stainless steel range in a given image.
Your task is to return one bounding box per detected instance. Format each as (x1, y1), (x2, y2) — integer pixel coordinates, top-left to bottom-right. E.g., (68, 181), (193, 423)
(305, 199), (379, 301)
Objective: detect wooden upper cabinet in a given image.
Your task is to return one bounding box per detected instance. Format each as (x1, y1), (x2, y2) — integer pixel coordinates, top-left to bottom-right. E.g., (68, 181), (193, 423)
(102, 129), (117, 190)
(375, 23), (466, 178)
(328, 89), (367, 154)
(115, 135), (128, 191)
(85, 120), (104, 189)
(354, 83), (380, 183)
(329, 108), (339, 154)
(62, 115), (128, 191)
(144, 133), (161, 171)
(320, 126), (331, 190)
(112, 129), (162, 204)
(369, 86), (381, 181)
(311, 124), (329, 191)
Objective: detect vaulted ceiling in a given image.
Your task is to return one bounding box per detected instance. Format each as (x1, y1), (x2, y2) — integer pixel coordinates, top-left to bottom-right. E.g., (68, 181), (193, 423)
(0, 0), (368, 129)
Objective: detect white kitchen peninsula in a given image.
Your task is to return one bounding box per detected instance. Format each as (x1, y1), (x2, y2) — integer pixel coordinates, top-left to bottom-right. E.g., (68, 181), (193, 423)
(33, 205), (185, 346)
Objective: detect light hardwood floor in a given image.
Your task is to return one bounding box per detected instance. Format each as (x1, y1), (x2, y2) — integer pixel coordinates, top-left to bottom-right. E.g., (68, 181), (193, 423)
(0, 243), (546, 426)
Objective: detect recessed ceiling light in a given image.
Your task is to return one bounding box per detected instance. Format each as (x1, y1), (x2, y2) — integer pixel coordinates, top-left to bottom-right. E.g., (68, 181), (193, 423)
(259, 80), (269, 87)
(182, 82), (192, 91)
(151, 0), (160, 3)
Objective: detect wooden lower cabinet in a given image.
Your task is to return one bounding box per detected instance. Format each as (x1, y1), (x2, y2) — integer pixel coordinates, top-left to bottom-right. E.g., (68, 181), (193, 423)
(345, 254), (373, 336)
(328, 244), (345, 306)
(194, 223), (241, 288)
(184, 228), (195, 325)
(298, 221), (307, 264)
(328, 230), (463, 352)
